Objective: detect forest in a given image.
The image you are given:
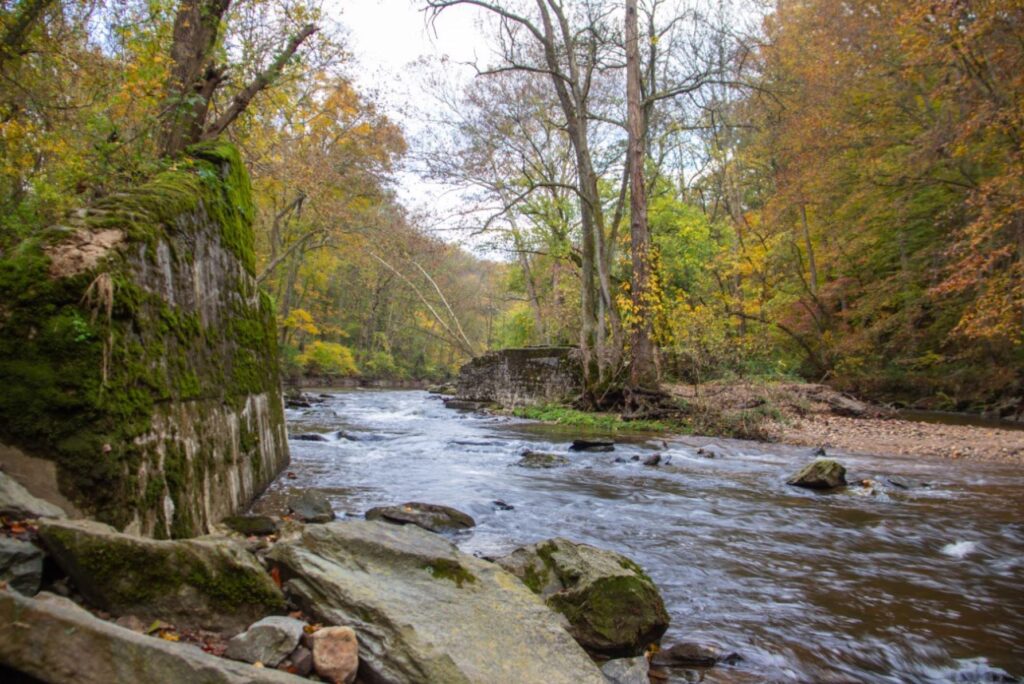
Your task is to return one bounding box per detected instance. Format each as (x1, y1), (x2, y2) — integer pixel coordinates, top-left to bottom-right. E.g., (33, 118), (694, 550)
(2, 0), (1021, 412)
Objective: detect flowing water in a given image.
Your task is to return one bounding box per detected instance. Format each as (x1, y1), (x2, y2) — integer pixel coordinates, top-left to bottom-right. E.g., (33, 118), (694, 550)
(257, 389), (1024, 683)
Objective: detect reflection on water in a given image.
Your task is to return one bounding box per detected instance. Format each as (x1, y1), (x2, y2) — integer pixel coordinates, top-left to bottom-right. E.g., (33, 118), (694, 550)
(257, 390), (1024, 683)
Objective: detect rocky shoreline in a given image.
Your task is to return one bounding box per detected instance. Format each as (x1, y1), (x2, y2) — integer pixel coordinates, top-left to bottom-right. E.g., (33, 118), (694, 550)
(0, 467), (697, 684)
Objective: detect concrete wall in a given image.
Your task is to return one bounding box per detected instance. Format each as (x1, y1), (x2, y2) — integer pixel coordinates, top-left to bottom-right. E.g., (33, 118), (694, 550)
(455, 347), (583, 408)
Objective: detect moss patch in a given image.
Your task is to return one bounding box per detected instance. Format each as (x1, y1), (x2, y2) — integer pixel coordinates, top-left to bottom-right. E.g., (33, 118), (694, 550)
(424, 559), (477, 588)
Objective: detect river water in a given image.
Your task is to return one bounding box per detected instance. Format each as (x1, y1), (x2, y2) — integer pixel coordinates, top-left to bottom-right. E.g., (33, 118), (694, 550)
(257, 389), (1024, 683)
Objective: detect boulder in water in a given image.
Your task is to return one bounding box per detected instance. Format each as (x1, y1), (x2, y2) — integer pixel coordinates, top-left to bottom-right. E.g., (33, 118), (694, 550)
(287, 490), (335, 523)
(642, 453), (662, 466)
(365, 502), (475, 533)
(290, 433), (331, 442)
(515, 451), (570, 469)
(652, 642), (720, 667)
(570, 439), (615, 452)
(266, 520), (605, 683)
(223, 515), (279, 537)
(496, 537), (669, 656)
(786, 459), (847, 489)
(37, 519), (285, 631)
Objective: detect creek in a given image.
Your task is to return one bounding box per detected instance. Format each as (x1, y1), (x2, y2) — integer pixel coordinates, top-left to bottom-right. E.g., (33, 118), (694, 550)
(257, 389), (1024, 683)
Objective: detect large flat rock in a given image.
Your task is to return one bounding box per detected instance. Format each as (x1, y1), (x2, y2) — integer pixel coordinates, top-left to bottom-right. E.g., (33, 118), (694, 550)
(268, 520), (605, 684)
(0, 589), (304, 683)
(38, 519), (285, 631)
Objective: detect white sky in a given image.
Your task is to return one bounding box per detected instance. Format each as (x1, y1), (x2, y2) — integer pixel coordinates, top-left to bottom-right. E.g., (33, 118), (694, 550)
(329, 2), (492, 236)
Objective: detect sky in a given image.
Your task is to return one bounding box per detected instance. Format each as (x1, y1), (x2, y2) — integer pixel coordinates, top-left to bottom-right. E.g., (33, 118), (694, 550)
(327, 1), (495, 238)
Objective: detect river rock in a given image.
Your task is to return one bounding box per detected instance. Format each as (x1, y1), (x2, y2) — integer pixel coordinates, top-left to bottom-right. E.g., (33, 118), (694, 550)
(290, 433), (331, 442)
(310, 626), (359, 684)
(0, 590), (305, 683)
(287, 490), (335, 523)
(225, 616), (307, 667)
(652, 642), (719, 667)
(267, 520), (605, 683)
(570, 439), (615, 452)
(515, 451), (570, 468)
(37, 519), (285, 631)
(223, 514), (279, 536)
(0, 471), (66, 520)
(496, 537), (669, 656)
(285, 645), (314, 677)
(365, 502), (475, 532)
(643, 453), (662, 466)
(601, 655), (651, 684)
(786, 459), (847, 489)
(0, 538), (43, 595)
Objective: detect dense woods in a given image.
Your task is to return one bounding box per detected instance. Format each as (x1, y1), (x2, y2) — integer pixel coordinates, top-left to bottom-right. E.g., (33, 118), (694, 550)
(2, 0), (1021, 411)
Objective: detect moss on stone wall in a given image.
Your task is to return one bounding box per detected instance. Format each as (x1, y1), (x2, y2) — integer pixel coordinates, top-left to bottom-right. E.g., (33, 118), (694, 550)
(0, 141), (286, 536)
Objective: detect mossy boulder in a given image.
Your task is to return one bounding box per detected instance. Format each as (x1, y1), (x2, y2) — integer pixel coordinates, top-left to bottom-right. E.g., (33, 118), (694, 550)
(515, 451), (570, 469)
(496, 537), (669, 657)
(365, 502), (475, 533)
(0, 141), (288, 537)
(787, 459), (847, 489)
(37, 518), (285, 631)
(267, 520), (605, 683)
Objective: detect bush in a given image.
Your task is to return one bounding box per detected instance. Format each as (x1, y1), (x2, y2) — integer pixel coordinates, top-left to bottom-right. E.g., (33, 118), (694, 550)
(298, 341), (359, 377)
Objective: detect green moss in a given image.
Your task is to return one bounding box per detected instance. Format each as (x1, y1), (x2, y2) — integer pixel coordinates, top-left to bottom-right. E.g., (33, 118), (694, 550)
(0, 141), (285, 536)
(521, 562), (550, 594)
(424, 559), (477, 588)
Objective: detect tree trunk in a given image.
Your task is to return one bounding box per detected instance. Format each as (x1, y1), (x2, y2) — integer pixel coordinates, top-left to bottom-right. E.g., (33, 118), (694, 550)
(626, 0), (656, 389)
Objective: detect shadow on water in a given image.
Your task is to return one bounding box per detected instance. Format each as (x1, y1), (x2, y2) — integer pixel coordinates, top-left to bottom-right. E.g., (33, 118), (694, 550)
(257, 389), (1024, 683)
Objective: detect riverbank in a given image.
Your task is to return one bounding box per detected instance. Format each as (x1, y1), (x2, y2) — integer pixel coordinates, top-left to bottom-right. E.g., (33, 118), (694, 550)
(669, 382), (1024, 464)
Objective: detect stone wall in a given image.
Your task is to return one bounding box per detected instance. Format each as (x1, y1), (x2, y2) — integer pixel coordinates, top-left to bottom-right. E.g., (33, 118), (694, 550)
(455, 347), (583, 407)
(0, 142), (288, 537)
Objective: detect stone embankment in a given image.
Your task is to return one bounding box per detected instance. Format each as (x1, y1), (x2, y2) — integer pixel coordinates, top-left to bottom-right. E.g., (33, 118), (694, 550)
(0, 142), (289, 537)
(454, 346), (583, 408)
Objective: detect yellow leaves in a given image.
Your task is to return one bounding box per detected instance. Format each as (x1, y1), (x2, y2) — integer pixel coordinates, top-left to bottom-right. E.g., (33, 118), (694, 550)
(283, 308), (320, 336)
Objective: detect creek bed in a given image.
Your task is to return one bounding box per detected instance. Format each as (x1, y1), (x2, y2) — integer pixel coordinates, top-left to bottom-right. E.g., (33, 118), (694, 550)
(257, 389), (1024, 683)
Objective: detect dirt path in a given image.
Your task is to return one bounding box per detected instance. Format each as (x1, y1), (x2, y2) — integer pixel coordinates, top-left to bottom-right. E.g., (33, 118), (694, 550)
(669, 382), (1024, 464)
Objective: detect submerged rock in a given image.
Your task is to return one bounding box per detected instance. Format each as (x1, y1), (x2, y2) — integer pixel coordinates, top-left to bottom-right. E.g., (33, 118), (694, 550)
(225, 616), (306, 667)
(601, 656), (650, 684)
(310, 626), (359, 684)
(0, 590), (304, 683)
(652, 642), (720, 667)
(37, 519), (285, 631)
(786, 459), (847, 490)
(287, 490), (335, 523)
(515, 451), (570, 469)
(267, 520), (604, 683)
(0, 471), (66, 520)
(496, 537), (669, 657)
(223, 515), (279, 537)
(0, 537), (43, 595)
(570, 439), (615, 452)
(290, 433), (331, 442)
(642, 454), (662, 466)
(365, 502), (475, 533)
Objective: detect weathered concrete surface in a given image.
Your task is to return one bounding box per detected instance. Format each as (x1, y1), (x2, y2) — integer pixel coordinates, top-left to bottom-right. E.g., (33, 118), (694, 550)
(268, 520), (606, 684)
(455, 347), (583, 408)
(0, 143), (288, 537)
(0, 589), (305, 684)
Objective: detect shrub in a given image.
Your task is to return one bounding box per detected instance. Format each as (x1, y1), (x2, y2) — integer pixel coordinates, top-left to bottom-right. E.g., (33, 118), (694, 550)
(298, 341), (358, 377)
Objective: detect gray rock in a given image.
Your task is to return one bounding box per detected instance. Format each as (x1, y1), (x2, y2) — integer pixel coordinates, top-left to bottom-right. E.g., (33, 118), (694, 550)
(290, 433), (330, 442)
(651, 642), (719, 667)
(515, 451), (570, 469)
(496, 537), (669, 657)
(601, 656), (651, 683)
(223, 514), (279, 536)
(37, 519), (285, 631)
(0, 471), (66, 520)
(0, 537), (43, 595)
(642, 454), (662, 466)
(365, 502), (475, 533)
(287, 644), (314, 677)
(0, 590), (305, 683)
(570, 439), (615, 452)
(225, 616), (306, 667)
(787, 459), (847, 489)
(267, 520), (605, 684)
(287, 490), (335, 523)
